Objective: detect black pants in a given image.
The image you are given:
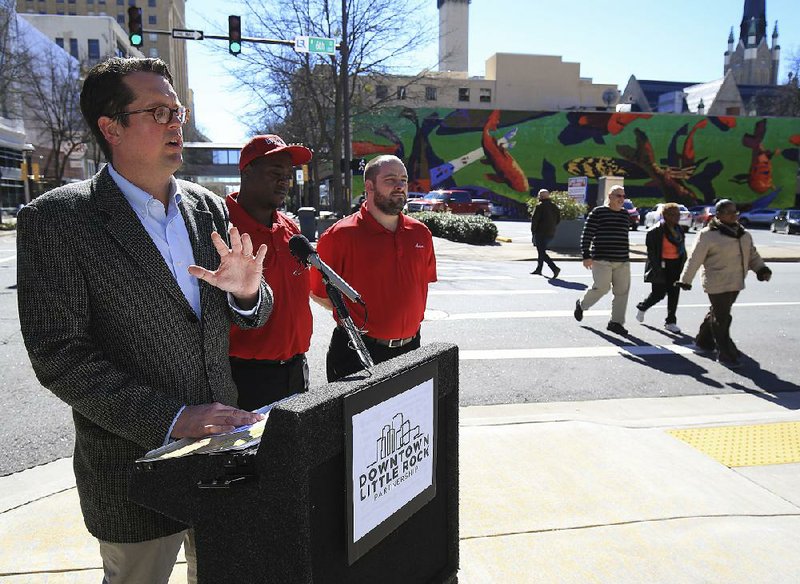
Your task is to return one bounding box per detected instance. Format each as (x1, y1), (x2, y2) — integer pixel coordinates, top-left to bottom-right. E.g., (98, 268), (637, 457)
(533, 234), (558, 274)
(696, 291), (740, 361)
(637, 259), (683, 324)
(326, 325), (421, 382)
(230, 354), (309, 411)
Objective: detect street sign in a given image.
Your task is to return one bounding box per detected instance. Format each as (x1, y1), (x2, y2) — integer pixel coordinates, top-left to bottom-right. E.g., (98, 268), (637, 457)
(294, 35), (336, 55)
(295, 169), (304, 185)
(172, 28), (204, 41)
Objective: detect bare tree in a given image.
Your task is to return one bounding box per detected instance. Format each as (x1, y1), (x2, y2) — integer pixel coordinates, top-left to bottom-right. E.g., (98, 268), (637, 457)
(226, 0), (436, 214)
(13, 43), (90, 185)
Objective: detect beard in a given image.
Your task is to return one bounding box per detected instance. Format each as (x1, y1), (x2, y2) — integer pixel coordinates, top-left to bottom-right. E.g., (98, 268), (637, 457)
(373, 187), (406, 216)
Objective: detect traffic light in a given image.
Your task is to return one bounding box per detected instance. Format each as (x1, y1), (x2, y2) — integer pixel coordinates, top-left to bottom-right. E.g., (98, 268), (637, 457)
(350, 158), (366, 175)
(228, 15), (241, 55)
(127, 6), (143, 47)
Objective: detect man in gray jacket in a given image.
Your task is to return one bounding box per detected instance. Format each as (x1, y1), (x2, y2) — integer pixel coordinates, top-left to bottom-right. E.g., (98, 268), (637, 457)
(678, 199), (771, 368)
(17, 58), (272, 583)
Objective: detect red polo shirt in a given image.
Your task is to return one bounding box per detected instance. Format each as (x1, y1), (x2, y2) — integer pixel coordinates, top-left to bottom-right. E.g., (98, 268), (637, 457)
(227, 194), (312, 360)
(311, 203), (437, 340)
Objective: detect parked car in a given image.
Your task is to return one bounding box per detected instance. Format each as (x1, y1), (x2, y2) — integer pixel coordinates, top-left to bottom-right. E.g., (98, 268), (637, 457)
(770, 209), (800, 234)
(689, 205), (715, 230)
(488, 201), (508, 218)
(405, 189), (492, 216)
(644, 203), (692, 230)
(622, 199), (639, 230)
(738, 208), (780, 228)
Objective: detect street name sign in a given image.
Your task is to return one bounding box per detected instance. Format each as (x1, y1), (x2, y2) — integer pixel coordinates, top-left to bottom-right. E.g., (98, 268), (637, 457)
(172, 28), (204, 41)
(294, 36), (336, 55)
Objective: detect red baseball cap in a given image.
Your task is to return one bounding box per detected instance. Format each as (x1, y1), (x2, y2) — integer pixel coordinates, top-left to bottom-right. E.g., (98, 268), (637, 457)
(239, 134), (313, 170)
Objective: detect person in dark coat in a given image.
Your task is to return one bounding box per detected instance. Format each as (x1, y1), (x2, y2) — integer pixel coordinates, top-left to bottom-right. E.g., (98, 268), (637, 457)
(635, 203), (687, 332)
(529, 189), (561, 278)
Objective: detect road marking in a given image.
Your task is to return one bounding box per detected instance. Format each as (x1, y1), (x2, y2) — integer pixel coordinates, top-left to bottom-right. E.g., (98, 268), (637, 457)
(429, 290), (556, 296)
(460, 343), (697, 360)
(435, 276), (514, 281)
(432, 301), (800, 321)
(0, 255), (16, 264)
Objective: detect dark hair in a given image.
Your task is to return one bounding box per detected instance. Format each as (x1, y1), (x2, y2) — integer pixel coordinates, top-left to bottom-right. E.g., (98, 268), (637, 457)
(80, 57), (173, 162)
(715, 198), (736, 215)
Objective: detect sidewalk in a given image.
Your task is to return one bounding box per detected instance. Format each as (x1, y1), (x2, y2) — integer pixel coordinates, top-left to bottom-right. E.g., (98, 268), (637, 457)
(4, 393), (800, 582)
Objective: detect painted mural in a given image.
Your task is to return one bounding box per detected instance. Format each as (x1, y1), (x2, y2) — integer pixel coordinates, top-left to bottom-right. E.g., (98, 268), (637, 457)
(352, 107), (800, 217)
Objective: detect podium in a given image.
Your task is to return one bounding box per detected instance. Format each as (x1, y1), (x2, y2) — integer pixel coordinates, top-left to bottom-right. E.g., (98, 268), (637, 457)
(130, 343), (459, 583)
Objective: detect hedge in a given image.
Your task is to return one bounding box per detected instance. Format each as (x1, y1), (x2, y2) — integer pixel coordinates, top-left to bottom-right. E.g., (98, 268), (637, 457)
(409, 211), (498, 245)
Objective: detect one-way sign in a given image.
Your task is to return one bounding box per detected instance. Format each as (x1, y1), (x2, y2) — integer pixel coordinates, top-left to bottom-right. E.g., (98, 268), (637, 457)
(172, 28), (204, 41)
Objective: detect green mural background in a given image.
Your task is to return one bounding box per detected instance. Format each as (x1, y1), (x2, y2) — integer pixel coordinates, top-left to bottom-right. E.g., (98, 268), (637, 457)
(352, 107), (800, 215)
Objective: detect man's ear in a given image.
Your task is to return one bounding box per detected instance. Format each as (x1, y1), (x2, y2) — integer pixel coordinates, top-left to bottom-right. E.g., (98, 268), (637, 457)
(364, 179), (373, 195)
(97, 116), (122, 146)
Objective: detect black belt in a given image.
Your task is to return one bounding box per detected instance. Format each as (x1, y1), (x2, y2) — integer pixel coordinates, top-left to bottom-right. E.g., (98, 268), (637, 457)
(364, 335), (417, 348)
(230, 354), (303, 366)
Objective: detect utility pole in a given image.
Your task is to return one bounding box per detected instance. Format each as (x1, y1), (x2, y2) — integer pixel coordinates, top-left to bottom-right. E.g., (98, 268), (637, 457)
(340, 0), (352, 214)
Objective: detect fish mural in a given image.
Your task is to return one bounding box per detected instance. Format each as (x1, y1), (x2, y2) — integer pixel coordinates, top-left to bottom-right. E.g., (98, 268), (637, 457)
(350, 107), (800, 214)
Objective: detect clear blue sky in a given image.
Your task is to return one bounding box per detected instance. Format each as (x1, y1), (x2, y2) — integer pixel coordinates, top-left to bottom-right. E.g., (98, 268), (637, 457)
(185, 0), (800, 143)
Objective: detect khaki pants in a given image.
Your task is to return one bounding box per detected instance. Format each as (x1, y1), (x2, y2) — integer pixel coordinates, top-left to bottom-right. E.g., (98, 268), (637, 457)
(580, 260), (631, 324)
(99, 529), (196, 584)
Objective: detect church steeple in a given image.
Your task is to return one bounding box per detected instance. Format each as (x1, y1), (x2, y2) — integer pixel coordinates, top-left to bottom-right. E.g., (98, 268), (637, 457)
(739, 0), (766, 46)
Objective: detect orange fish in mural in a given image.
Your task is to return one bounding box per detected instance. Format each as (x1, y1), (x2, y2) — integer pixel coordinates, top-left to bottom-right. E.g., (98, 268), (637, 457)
(352, 142), (399, 157)
(731, 119), (779, 194)
(481, 110), (529, 192)
(680, 119), (708, 167)
(560, 112), (653, 145)
(789, 135), (800, 146)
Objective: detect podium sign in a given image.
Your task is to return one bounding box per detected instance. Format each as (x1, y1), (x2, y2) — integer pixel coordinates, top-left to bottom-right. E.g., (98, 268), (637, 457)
(345, 361), (438, 564)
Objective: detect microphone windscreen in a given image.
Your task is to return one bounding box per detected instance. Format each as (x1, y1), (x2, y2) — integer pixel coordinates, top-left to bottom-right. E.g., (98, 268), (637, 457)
(288, 233), (315, 262)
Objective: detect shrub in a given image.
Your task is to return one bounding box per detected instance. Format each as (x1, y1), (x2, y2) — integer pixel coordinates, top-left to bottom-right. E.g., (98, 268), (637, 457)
(527, 190), (587, 220)
(410, 211), (498, 244)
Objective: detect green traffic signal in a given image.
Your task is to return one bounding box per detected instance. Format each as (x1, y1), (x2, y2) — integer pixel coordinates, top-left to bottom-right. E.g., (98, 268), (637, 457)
(127, 6), (143, 48)
(130, 33), (143, 47)
(228, 15), (242, 55)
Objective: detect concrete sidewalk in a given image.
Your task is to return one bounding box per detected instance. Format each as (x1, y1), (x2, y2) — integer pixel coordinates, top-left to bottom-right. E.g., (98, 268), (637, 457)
(4, 393), (800, 582)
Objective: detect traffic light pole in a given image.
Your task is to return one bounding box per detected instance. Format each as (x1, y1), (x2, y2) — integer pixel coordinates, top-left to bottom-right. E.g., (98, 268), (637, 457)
(141, 29), (297, 48)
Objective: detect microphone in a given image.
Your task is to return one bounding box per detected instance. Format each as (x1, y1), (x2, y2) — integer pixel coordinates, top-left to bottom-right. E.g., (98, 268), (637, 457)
(288, 234), (362, 303)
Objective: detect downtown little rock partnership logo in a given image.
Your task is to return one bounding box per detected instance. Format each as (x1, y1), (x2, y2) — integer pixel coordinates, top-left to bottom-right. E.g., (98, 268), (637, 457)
(359, 412), (431, 502)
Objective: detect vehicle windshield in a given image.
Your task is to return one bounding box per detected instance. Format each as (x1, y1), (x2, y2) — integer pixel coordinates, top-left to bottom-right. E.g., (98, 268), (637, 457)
(425, 192), (448, 200)
(788, 211), (800, 219)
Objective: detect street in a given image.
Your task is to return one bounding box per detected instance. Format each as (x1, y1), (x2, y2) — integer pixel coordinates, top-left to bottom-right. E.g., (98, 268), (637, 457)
(2, 225), (799, 476)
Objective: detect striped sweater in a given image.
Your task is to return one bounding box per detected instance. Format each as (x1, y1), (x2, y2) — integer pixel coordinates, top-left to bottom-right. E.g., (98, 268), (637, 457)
(581, 206), (630, 261)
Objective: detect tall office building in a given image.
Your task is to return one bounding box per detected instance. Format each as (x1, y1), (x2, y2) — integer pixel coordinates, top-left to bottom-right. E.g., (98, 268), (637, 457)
(15, 0), (190, 103)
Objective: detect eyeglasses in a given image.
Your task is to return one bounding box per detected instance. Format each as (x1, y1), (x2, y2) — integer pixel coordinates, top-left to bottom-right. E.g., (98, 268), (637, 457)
(610, 193), (625, 199)
(114, 105), (190, 125)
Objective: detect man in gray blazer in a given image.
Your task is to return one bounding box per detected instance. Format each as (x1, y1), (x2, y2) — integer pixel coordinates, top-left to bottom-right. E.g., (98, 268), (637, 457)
(17, 58), (272, 583)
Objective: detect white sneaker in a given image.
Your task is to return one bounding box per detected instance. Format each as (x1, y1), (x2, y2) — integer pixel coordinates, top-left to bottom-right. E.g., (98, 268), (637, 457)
(664, 323), (681, 333)
(636, 310), (645, 323)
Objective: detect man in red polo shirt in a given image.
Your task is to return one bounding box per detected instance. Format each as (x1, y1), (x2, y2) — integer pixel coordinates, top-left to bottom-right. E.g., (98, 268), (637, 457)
(311, 154), (437, 381)
(228, 135), (313, 409)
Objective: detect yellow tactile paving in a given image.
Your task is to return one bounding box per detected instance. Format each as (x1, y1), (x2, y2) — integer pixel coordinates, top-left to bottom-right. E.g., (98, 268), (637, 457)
(668, 422), (800, 467)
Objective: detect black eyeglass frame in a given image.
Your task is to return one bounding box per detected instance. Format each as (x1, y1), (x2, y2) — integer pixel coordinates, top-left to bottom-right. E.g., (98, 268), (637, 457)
(113, 105), (190, 125)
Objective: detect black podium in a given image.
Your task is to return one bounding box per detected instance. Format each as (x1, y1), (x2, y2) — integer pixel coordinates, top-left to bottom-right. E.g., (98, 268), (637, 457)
(130, 343), (459, 583)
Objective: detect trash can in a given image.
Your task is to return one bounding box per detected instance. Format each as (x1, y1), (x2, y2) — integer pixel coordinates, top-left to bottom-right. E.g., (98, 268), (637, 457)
(297, 207), (317, 241)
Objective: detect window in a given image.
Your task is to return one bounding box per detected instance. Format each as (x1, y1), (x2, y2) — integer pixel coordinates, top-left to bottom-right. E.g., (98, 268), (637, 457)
(148, 0), (156, 6)
(116, 13), (125, 23)
(149, 48), (158, 57)
(69, 38), (79, 58)
(148, 15), (156, 25)
(88, 39), (100, 61)
(479, 88), (491, 103)
(396, 86), (407, 100)
(425, 86), (437, 101)
(212, 150), (239, 165)
(458, 88), (470, 102)
(375, 85), (388, 99)
(117, 0), (124, 5)
(56, 0), (63, 3)
(55, 37), (64, 48)
(68, 0), (75, 4)
(99, 0), (106, 4)
(87, 0), (93, 4)
(148, 33), (157, 41)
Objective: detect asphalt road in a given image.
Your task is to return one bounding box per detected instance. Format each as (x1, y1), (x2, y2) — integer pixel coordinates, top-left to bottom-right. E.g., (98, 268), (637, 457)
(2, 225), (799, 476)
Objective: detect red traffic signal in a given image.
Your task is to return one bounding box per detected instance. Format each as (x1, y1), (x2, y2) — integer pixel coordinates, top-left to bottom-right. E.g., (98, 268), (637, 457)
(228, 15), (242, 55)
(127, 6), (143, 47)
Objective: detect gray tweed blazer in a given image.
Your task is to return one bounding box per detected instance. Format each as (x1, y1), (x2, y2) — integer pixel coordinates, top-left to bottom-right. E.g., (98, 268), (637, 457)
(16, 166), (273, 543)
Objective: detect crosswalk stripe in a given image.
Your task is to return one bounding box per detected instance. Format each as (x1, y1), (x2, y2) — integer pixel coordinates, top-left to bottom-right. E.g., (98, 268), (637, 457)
(0, 255), (16, 264)
(435, 276), (513, 281)
(460, 344), (697, 360)
(429, 290), (556, 296)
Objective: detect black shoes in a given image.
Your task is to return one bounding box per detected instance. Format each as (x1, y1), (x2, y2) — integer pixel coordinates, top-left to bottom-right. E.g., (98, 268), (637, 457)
(530, 269), (543, 275)
(606, 321), (629, 336)
(574, 300), (583, 321)
(551, 267), (561, 279)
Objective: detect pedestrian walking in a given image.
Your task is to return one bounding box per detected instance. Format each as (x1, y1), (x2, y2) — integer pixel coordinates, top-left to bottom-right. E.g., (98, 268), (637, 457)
(573, 185), (631, 335)
(529, 188), (561, 279)
(16, 57), (272, 583)
(227, 135), (314, 410)
(635, 203), (687, 333)
(310, 154), (437, 382)
(677, 199), (771, 368)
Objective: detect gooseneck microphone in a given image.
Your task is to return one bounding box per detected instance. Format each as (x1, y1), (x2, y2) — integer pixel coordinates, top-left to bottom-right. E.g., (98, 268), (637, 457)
(288, 234), (363, 304)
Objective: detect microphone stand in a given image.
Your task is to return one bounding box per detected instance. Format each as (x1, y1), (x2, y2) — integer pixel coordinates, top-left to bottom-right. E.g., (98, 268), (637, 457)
(324, 279), (374, 371)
